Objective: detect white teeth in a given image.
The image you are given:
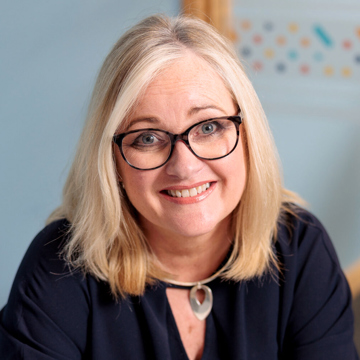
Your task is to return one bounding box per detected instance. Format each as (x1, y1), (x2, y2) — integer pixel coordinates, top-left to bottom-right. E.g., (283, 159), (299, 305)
(189, 188), (197, 197)
(182, 189), (190, 198)
(167, 183), (211, 198)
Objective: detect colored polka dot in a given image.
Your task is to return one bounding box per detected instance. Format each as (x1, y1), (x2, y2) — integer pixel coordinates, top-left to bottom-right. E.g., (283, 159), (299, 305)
(241, 20), (252, 31)
(264, 22), (274, 31)
(300, 37), (311, 48)
(342, 67), (352, 77)
(276, 36), (287, 46)
(355, 55), (360, 64)
(356, 27), (360, 39)
(253, 34), (263, 44)
(324, 66), (334, 77)
(300, 64), (310, 74)
(314, 52), (323, 61)
(343, 40), (352, 50)
(264, 48), (275, 59)
(288, 23), (299, 33)
(288, 50), (298, 60)
(276, 63), (286, 72)
(241, 47), (252, 57)
(253, 61), (263, 71)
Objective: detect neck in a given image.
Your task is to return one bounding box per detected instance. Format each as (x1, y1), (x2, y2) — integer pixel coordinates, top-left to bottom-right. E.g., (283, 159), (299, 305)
(143, 217), (232, 282)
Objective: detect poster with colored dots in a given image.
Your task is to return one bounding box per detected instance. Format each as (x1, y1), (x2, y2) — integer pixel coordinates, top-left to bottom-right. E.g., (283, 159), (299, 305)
(233, 2), (360, 80)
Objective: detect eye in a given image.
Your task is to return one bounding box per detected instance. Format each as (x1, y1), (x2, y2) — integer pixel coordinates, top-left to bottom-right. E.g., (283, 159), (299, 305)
(140, 133), (156, 145)
(122, 130), (170, 152)
(201, 123), (216, 134)
(132, 132), (161, 147)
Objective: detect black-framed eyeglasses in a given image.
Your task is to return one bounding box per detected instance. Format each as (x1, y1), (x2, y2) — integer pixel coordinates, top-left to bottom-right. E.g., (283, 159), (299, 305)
(113, 113), (242, 170)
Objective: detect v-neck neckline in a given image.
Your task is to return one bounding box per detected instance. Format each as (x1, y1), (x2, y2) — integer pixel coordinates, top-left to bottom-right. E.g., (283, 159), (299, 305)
(164, 285), (213, 360)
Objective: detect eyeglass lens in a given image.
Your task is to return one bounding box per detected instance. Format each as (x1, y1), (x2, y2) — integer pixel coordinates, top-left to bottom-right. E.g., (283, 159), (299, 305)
(121, 118), (239, 170)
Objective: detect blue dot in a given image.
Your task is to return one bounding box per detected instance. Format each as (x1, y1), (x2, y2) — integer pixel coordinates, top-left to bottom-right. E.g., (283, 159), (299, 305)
(264, 22), (274, 31)
(276, 63), (286, 72)
(355, 54), (360, 64)
(241, 47), (252, 57)
(288, 50), (298, 60)
(314, 52), (323, 61)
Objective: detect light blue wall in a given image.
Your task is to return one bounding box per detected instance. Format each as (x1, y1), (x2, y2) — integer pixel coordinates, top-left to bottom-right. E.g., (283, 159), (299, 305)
(0, 1), (179, 307)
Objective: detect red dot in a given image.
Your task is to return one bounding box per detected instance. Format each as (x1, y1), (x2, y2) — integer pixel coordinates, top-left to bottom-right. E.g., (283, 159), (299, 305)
(253, 34), (263, 44)
(300, 64), (310, 74)
(253, 61), (263, 71)
(343, 40), (352, 49)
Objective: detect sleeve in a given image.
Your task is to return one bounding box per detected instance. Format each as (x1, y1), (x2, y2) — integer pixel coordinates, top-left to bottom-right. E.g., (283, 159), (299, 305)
(279, 211), (359, 360)
(0, 220), (90, 360)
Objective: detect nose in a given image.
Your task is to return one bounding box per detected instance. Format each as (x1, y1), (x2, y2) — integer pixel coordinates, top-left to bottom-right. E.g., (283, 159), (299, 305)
(164, 140), (205, 179)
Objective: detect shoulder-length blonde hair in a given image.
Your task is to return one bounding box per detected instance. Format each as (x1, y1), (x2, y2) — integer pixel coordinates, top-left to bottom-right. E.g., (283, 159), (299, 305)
(48, 14), (300, 297)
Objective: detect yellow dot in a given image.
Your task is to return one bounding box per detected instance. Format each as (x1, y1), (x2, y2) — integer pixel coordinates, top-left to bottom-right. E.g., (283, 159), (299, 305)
(300, 37), (311, 47)
(276, 36), (287, 46)
(324, 66), (334, 77)
(241, 20), (251, 31)
(264, 48), (275, 59)
(288, 23), (299, 33)
(342, 67), (352, 78)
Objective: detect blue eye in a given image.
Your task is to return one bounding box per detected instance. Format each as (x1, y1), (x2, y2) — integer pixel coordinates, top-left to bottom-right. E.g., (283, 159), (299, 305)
(141, 134), (155, 144)
(201, 123), (216, 134)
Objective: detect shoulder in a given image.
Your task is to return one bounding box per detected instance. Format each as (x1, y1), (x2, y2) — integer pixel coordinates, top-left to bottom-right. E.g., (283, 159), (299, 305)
(6, 218), (91, 308)
(1, 219), (92, 358)
(276, 205), (341, 270)
(275, 206), (357, 358)
(18, 218), (72, 273)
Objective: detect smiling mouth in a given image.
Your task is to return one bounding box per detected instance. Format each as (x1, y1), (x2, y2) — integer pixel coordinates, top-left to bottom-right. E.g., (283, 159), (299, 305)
(166, 183), (211, 198)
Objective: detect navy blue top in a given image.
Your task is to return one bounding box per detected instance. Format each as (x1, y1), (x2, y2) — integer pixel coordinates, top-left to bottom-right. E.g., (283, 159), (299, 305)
(0, 209), (358, 359)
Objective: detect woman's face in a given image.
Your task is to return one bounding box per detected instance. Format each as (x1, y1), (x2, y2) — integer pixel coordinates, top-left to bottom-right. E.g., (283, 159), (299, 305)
(114, 53), (247, 241)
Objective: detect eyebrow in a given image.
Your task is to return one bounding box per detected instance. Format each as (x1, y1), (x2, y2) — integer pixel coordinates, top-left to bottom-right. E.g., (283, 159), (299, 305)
(125, 117), (159, 130)
(126, 105), (227, 130)
(187, 104), (226, 116)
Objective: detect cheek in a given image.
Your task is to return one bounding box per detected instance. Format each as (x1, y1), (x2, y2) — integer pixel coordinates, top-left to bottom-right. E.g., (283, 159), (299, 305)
(223, 138), (247, 205)
(115, 149), (158, 210)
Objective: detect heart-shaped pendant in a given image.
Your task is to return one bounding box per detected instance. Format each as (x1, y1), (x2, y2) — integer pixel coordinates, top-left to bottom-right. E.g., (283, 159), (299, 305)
(189, 284), (213, 321)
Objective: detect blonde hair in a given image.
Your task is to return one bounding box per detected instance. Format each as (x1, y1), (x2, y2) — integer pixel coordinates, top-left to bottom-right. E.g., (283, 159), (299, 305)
(48, 14), (301, 297)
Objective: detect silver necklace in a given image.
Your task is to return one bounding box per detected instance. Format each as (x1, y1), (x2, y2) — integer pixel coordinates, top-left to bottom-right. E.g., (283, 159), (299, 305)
(165, 272), (220, 321)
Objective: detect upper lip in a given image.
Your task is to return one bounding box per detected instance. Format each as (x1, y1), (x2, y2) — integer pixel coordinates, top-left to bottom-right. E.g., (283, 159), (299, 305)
(161, 181), (214, 191)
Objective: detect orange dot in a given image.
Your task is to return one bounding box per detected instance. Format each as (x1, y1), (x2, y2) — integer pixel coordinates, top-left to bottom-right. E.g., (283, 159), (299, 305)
(356, 27), (360, 39)
(324, 66), (334, 77)
(300, 37), (311, 47)
(276, 36), (287, 46)
(241, 20), (252, 31)
(264, 48), (275, 59)
(288, 23), (299, 33)
(342, 67), (352, 77)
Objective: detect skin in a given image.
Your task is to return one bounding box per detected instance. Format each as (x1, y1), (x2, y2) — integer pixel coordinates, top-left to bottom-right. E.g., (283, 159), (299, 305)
(114, 52), (247, 360)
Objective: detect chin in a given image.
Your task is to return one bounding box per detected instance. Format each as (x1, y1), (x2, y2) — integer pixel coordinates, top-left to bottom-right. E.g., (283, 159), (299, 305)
(163, 215), (229, 239)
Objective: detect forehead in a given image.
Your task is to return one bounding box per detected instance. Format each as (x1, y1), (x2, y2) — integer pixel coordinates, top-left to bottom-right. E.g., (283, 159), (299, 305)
(124, 53), (235, 131)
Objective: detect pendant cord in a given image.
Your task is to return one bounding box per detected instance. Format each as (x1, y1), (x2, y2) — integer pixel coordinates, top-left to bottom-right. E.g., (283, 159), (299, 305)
(163, 264), (228, 288)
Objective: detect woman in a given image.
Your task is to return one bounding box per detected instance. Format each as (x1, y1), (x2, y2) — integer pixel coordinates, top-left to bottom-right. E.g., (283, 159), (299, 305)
(0, 14), (358, 360)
